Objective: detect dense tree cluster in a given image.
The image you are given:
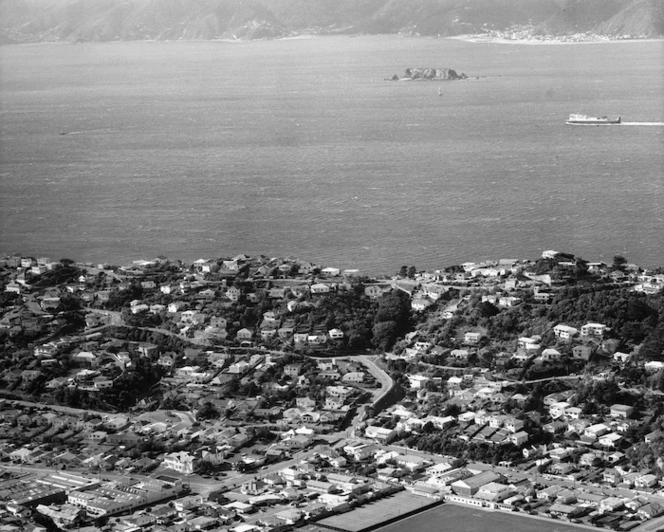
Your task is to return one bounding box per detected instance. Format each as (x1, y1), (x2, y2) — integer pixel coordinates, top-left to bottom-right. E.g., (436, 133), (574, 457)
(29, 259), (84, 288)
(105, 284), (144, 311)
(411, 283), (663, 365)
(402, 431), (524, 465)
(303, 284), (378, 350)
(372, 290), (412, 351)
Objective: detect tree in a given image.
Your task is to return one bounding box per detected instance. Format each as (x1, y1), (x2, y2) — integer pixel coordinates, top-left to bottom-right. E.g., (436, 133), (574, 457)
(627, 298), (656, 322)
(375, 291), (410, 328)
(613, 255), (628, 270)
(372, 321), (398, 351)
(443, 403), (461, 417)
(197, 401), (220, 420)
(421, 421), (435, 434)
(477, 301), (500, 319)
(621, 321), (648, 344)
(639, 322), (664, 361)
(196, 460), (216, 475)
(57, 294), (81, 312)
(105, 284), (143, 311)
(0, 291), (20, 308)
(371, 290), (412, 351)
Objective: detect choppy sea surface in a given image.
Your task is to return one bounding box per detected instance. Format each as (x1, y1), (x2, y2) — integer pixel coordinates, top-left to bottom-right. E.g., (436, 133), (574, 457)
(1, 36), (662, 274)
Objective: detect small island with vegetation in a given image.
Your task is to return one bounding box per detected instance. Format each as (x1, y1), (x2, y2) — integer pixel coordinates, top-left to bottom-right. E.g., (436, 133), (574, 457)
(388, 67), (468, 81)
(0, 249), (663, 532)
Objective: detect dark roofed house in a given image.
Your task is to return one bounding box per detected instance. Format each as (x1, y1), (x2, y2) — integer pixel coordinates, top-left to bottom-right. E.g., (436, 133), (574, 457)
(572, 344), (593, 361)
(609, 404), (634, 419)
(549, 503), (583, 519)
(638, 503), (664, 520)
(283, 363), (302, 378)
(149, 504), (177, 524)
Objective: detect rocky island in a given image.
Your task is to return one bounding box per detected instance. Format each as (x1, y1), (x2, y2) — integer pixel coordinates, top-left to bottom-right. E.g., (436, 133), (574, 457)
(389, 67), (467, 81)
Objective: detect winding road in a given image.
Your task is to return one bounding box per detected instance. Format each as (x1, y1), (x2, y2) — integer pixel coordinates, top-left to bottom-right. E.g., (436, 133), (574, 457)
(357, 355), (395, 409)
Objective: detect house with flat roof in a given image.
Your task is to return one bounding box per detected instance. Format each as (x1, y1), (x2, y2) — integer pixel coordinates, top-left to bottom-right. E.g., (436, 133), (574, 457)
(598, 432), (622, 449)
(395, 455), (431, 472)
(553, 324), (579, 340)
(610, 404), (634, 419)
(464, 332), (482, 345)
(364, 426), (396, 443)
(517, 336), (540, 351)
(581, 322), (608, 338)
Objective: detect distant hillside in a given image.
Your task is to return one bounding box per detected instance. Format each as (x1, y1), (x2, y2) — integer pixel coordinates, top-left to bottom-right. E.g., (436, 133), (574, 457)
(1, 0), (663, 43)
(596, 0), (664, 37)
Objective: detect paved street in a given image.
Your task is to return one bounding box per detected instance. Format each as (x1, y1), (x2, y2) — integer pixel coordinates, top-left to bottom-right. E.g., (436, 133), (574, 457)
(357, 355), (394, 408)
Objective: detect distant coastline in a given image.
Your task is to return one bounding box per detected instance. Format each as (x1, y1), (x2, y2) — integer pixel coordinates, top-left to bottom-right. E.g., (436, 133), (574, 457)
(448, 33), (664, 45)
(10, 33), (664, 47)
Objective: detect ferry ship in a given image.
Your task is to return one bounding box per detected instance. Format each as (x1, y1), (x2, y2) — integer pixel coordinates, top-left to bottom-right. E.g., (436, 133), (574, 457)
(566, 113), (621, 125)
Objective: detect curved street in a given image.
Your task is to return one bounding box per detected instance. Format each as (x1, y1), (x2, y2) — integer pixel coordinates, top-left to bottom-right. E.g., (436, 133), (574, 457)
(357, 355), (394, 409)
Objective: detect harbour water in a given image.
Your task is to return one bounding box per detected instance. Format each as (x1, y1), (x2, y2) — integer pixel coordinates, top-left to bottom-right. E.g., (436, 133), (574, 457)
(1, 36), (662, 273)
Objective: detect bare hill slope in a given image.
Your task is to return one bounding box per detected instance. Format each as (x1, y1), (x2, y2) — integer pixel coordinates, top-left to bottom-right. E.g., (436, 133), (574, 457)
(1, 0), (662, 43)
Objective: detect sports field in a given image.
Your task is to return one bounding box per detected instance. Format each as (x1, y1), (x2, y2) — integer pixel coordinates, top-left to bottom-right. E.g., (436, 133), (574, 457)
(375, 503), (594, 532)
(317, 492), (439, 532)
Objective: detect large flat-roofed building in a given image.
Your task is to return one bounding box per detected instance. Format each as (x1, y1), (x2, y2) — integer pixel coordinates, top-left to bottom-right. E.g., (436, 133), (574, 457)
(0, 473), (67, 508)
(450, 471), (504, 497)
(67, 476), (182, 518)
(36, 503), (83, 528)
(474, 481), (514, 502)
(36, 472), (100, 493)
(71, 487), (144, 517)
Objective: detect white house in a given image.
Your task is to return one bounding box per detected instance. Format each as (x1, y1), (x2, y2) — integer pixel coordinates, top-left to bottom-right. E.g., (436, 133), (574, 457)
(498, 296), (521, 307)
(364, 426), (396, 443)
(411, 298), (433, 312)
(634, 474), (659, 489)
(518, 337), (541, 351)
(549, 402), (569, 419)
(414, 341), (432, 352)
(581, 322), (608, 338)
(311, 283), (330, 294)
(598, 433), (622, 449)
(450, 349), (469, 360)
(475, 482), (514, 503)
(342, 371), (365, 383)
(613, 352), (632, 364)
(541, 348), (562, 362)
(509, 431), (529, 446)
(584, 423), (610, 439)
(464, 332), (482, 345)
(236, 328), (253, 342)
(553, 324), (579, 340)
(163, 451), (195, 474)
(421, 415), (455, 430)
